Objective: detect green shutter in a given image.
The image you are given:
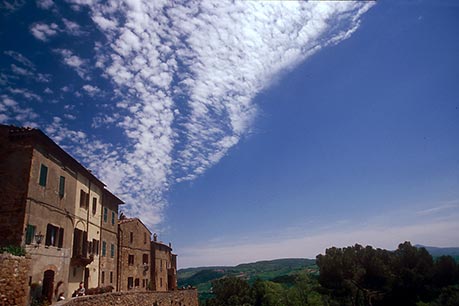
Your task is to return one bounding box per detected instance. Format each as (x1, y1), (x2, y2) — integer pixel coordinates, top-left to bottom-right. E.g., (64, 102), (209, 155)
(111, 212), (115, 225)
(25, 224), (35, 244)
(103, 207), (108, 222)
(59, 176), (65, 197)
(102, 241), (106, 256)
(39, 164), (48, 187)
(111, 244), (115, 258)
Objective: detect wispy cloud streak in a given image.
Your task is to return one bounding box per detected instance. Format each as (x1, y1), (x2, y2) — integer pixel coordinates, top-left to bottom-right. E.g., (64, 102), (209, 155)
(49, 0), (375, 229)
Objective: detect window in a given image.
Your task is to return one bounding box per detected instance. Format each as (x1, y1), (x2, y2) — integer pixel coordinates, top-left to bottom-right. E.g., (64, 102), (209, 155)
(110, 244), (115, 258)
(128, 254), (134, 265)
(110, 272), (113, 284)
(128, 277), (133, 289)
(135, 278), (139, 287)
(25, 224), (36, 245)
(102, 241), (106, 257)
(45, 224), (63, 248)
(92, 239), (99, 255)
(142, 279), (145, 288)
(92, 197), (97, 215)
(58, 176), (65, 197)
(101, 271), (105, 284)
(160, 259), (162, 272)
(103, 207), (108, 222)
(72, 228), (88, 257)
(130, 232), (133, 244)
(143, 254), (148, 265)
(111, 212), (115, 225)
(80, 190), (89, 209)
(39, 164), (48, 187)
(160, 277), (162, 288)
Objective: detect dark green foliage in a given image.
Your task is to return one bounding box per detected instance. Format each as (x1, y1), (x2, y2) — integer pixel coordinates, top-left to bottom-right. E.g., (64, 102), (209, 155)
(317, 241), (459, 306)
(206, 277), (253, 306)
(0, 245), (26, 256)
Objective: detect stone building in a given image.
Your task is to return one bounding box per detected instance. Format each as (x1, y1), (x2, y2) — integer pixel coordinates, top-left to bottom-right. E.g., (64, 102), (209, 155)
(151, 234), (177, 291)
(0, 125), (121, 301)
(99, 189), (124, 290)
(118, 218), (152, 291)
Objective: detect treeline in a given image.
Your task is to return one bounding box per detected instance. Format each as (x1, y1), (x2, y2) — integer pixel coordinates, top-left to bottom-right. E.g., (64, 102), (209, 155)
(203, 242), (459, 306)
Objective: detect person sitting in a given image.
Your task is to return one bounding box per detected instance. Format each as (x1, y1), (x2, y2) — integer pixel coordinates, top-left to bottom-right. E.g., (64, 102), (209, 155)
(72, 282), (85, 297)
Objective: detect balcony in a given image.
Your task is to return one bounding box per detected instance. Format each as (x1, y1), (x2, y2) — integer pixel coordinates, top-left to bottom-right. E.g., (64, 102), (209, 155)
(71, 253), (94, 266)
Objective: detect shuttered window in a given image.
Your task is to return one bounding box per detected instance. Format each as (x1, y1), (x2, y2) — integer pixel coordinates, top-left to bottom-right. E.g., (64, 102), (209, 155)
(39, 164), (48, 187)
(102, 241), (106, 257)
(25, 224), (36, 244)
(58, 176), (65, 197)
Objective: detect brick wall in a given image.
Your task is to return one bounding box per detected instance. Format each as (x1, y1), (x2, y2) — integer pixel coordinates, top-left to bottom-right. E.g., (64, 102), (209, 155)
(0, 253), (31, 306)
(56, 289), (198, 306)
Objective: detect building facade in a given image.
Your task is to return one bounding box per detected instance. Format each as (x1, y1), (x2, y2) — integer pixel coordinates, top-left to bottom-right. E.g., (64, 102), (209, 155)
(0, 125), (180, 303)
(99, 189), (124, 290)
(151, 234), (177, 292)
(118, 218), (152, 291)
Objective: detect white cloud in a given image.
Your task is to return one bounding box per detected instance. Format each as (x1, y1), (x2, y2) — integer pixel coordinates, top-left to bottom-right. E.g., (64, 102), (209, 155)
(51, 0), (374, 230)
(6, 87), (42, 102)
(30, 22), (59, 41)
(62, 18), (84, 36)
(82, 84), (100, 96)
(0, 95), (39, 125)
(1, 0), (25, 12)
(54, 49), (90, 80)
(36, 0), (54, 10)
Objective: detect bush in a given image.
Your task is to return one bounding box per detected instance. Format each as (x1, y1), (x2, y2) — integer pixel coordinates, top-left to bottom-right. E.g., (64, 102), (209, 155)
(0, 245), (26, 256)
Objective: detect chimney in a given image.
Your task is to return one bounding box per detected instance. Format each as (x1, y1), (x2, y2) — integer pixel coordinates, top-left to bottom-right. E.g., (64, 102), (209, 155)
(153, 233), (157, 242)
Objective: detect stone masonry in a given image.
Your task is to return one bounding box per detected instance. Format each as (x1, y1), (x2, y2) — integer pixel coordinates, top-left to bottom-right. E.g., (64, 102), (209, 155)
(0, 253), (31, 306)
(55, 289), (198, 306)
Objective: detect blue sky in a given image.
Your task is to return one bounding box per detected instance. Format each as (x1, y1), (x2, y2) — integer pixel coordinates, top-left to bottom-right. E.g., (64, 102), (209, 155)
(1, 0), (458, 268)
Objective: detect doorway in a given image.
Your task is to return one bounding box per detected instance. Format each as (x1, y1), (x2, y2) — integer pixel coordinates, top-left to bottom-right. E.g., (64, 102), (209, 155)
(42, 270), (55, 302)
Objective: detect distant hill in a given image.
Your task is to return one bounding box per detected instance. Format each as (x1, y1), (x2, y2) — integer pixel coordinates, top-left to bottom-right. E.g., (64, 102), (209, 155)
(177, 258), (316, 300)
(415, 245), (459, 258)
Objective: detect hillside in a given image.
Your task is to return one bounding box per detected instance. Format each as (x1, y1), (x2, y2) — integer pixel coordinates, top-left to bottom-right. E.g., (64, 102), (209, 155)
(177, 258), (317, 300)
(415, 245), (459, 258)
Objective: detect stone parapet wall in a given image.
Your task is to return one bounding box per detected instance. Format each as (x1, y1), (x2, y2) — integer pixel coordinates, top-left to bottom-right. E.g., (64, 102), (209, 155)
(0, 253), (31, 306)
(57, 289), (198, 306)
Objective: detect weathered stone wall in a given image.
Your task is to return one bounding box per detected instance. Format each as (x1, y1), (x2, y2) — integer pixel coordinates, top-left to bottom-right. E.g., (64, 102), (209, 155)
(57, 289), (198, 306)
(0, 253), (31, 306)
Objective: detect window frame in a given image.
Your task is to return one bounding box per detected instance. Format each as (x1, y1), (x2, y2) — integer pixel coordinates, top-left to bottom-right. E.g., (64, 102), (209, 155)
(39, 164), (48, 187)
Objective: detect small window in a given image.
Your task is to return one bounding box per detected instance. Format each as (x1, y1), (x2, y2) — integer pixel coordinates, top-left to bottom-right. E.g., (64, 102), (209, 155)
(128, 277), (133, 289)
(144, 232), (146, 244)
(25, 224), (36, 244)
(130, 232), (133, 244)
(160, 277), (162, 288)
(39, 164), (48, 187)
(92, 197), (97, 215)
(80, 190), (89, 209)
(135, 278), (139, 287)
(142, 279), (145, 288)
(93, 239), (99, 255)
(45, 224), (63, 248)
(160, 259), (162, 272)
(102, 241), (106, 257)
(101, 271), (105, 284)
(111, 211), (115, 225)
(110, 271), (113, 283)
(143, 254), (148, 265)
(58, 176), (65, 197)
(103, 207), (108, 222)
(110, 244), (115, 258)
(128, 254), (134, 265)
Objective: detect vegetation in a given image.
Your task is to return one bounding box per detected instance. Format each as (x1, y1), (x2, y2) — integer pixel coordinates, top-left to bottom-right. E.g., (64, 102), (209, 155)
(0, 245), (26, 256)
(178, 258), (316, 301)
(192, 242), (459, 306)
